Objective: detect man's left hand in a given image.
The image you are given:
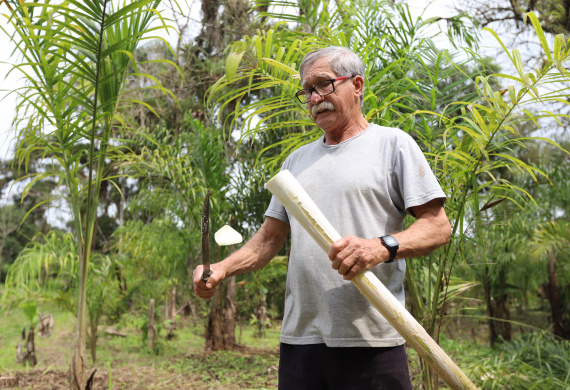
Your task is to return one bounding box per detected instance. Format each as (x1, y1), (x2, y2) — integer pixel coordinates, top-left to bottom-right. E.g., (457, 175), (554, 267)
(328, 236), (388, 280)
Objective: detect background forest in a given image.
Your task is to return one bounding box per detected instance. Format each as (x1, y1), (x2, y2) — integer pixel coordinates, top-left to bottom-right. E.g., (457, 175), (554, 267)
(0, 0), (569, 389)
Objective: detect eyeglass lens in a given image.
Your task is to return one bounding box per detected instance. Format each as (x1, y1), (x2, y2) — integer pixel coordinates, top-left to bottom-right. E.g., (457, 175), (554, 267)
(297, 79), (335, 103)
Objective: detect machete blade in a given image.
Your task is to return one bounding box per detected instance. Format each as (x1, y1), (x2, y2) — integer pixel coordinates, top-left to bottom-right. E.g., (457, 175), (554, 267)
(201, 189), (213, 282)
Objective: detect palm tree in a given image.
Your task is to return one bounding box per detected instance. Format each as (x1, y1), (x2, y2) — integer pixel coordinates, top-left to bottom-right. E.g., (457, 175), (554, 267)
(1, 0), (178, 387)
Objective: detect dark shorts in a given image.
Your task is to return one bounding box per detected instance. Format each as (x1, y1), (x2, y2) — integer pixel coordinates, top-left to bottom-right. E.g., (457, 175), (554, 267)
(278, 343), (413, 390)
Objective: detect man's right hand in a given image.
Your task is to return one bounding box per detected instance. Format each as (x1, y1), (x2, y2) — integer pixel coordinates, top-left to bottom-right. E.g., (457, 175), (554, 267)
(193, 264), (226, 300)
(192, 217), (290, 300)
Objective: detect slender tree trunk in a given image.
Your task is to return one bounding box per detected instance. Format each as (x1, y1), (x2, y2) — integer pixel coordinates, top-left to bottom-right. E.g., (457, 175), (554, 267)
(256, 295), (268, 339)
(88, 321), (98, 363)
(493, 270), (511, 342)
(70, 249), (88, 390)
(148, 298), (156, 350)
(205, 281), (225, 352)
(494, 294), (512, 341)
(223, 275), (236, 349)
(187, 297), (199, 326)
(547, 252), (566, 338)
(137, 51), (146, 129)
(483, 266), (497, 347)
(171, 286), (177, 322)
(167, 286), (177, 339)
(205, 246), (235, 351)
(118, 179), (125, 226)
(26, 326), (37, 366)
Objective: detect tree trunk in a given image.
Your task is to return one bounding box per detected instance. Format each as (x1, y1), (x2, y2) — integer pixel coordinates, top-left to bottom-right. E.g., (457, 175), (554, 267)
(547, 252), (566, 339)
(166, 286), (177, 339)
(205, 281), (226, 352)
(483, 266), (498, 347)
(205, 244), (236, 351)
(27, 327), (37, 364)
(171, 286), (177, 322)
(256, 295), (267, 339)
(16, 326), (37, 366)
(70, 249), (88, 390)
(223, 275), (236, 349)
(148, 298), (156, 351)
(88, 320), (98, 363)
(118, 179), (125, 226)
(188, 297), (199, 326)
(493, 270), (511, 342)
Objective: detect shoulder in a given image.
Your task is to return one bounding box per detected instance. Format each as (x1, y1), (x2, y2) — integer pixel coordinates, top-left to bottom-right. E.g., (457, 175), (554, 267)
(366, 124), (413, 142)
(363, 124), (416, 151)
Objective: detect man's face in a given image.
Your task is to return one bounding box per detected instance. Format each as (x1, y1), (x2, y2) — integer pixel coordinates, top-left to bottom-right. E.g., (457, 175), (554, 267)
(301, 57), (360, 132)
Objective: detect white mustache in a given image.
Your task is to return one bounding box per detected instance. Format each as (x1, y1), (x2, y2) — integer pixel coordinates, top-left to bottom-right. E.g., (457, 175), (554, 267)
(311, 101), (335, 117)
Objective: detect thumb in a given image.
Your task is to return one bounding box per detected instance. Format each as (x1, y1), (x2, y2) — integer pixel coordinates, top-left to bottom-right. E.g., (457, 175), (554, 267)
(204, 266), (225, 289)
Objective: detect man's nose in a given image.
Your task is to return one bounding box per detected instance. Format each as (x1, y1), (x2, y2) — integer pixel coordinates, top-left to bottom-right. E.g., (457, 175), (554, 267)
(309, 90), (324, 105)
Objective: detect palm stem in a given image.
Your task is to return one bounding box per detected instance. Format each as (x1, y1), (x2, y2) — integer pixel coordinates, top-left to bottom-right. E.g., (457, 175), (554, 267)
(71, 1), (108, 388)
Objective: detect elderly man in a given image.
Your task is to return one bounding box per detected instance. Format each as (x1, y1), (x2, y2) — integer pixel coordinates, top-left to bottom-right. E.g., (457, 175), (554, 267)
(194, 46), (450, 389)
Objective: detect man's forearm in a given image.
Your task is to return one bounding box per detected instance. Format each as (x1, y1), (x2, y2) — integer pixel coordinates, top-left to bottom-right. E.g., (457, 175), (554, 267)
(391, 212), (451, 260)
(218, 217), (290, 278)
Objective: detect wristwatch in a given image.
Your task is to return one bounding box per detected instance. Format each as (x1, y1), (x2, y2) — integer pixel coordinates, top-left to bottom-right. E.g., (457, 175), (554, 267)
(380, 235), (399, 263)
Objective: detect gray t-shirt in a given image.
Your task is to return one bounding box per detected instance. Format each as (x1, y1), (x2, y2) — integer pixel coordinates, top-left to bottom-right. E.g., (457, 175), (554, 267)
(265, 123), (446, 347)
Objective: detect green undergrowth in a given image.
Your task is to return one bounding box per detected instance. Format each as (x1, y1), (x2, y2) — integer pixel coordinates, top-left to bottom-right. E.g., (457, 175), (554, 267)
(407, 332), (570, 389)
(467, 332), (570, 389)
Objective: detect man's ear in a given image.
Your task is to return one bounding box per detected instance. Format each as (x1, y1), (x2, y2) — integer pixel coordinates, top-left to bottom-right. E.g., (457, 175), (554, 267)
(352, 75), (365, 97)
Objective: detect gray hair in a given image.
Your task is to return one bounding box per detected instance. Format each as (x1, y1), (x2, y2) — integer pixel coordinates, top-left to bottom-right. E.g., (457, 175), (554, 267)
(299, 46), (365, 102)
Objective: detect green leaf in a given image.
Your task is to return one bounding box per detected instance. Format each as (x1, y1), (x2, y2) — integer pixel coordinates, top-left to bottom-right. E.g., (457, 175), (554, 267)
(261, 58), (299, 76)
(512, 49), (525, 79)
(524, 12), (552, 62)
(226, 51), (244, 81)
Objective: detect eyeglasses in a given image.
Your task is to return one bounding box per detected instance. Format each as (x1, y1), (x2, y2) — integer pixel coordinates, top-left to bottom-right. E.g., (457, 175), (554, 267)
(295, 75), (355, 104)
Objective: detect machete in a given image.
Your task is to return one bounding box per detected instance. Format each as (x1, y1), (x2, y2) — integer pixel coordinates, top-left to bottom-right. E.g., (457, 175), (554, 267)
(201, 189), (213, 282)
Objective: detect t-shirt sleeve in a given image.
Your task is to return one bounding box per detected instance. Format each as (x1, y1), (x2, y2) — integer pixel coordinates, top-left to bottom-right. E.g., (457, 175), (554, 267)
(390, 135), (446, 216)
(264, 162), (291, 224)
(265, 193), (289, 223)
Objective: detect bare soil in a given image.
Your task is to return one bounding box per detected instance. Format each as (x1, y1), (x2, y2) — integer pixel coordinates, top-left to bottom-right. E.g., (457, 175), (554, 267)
(2, 317), (280, 389)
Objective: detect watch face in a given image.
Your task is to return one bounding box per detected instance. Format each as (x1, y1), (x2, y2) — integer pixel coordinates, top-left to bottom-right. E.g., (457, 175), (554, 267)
(384, 236), (398, 247)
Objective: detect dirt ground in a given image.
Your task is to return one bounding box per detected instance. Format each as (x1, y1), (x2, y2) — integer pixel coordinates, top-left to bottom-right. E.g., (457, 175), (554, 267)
(2, 353), (278, 390)
(1, 316), (280, 390)
(2, 365), (260, 390)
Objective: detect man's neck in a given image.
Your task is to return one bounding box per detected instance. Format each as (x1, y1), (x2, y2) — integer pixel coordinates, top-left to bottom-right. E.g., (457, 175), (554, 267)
(323, 115), (370, 145)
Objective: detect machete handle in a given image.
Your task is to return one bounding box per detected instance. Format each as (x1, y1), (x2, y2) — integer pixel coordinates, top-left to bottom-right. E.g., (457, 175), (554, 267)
(200, 269), (213, 282)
